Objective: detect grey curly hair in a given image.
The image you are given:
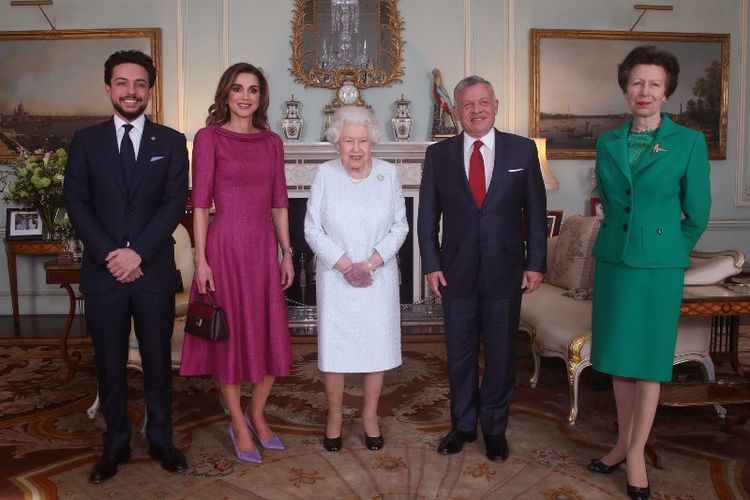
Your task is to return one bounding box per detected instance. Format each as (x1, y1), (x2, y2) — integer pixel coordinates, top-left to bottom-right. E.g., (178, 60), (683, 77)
(325, 106), (381, 144)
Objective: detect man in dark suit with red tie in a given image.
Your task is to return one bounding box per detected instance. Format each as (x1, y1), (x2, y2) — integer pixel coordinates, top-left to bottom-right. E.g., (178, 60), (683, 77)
(64, 50), (189, 483)
(417, 75), (547, 461)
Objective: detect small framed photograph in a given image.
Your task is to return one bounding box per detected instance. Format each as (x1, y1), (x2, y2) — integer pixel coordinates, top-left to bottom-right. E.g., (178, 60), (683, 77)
(5, 208), (44, 240)
(546, 210), (563, 237)
(590, 197), (603, 217)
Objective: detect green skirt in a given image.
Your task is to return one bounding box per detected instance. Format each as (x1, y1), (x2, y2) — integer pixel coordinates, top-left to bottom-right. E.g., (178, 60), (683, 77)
(591, 261), (684, 382)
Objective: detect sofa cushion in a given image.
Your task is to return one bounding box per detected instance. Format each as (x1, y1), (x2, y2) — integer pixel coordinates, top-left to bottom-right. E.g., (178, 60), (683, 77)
(548, 215), (601, 290)
(544, 236), (558, 282)
(562, 287), (593, 300)
(684, 254), (741, 285)
(520, 283), (592, 359)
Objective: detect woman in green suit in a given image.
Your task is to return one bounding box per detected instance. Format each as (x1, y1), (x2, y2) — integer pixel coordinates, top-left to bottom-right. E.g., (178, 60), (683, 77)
(587, 46), (711, 499)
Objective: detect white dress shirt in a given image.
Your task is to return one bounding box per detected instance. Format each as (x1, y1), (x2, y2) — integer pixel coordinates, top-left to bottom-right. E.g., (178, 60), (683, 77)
(462, 129), (495, 191)
(113, 114), (145, 159)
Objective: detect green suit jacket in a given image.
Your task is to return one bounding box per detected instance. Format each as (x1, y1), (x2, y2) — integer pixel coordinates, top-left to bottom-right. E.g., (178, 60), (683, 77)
(592, 114), (711, 269)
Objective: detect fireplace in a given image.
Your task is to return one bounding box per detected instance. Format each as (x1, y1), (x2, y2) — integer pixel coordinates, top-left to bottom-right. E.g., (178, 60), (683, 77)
(285, 196), (416, 306)
(282, 141), (430, 309)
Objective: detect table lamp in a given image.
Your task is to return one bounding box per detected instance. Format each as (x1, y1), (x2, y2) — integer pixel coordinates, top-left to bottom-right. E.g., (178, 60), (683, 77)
(532, 137), (559, 191)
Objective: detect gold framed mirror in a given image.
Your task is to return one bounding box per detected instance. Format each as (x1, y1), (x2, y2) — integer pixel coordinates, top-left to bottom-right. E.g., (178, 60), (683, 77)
(289, 0), (405, 89)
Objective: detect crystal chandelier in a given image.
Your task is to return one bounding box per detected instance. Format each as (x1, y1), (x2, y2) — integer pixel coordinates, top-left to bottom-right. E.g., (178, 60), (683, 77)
(320, 0), (370, 69)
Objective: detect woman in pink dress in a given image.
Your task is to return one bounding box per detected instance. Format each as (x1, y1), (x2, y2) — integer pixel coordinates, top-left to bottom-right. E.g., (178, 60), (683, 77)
(180, 63), (294, 463)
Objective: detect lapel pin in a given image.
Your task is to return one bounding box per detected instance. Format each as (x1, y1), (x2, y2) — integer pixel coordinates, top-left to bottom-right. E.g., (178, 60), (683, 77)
(652, 143), (667, 155)
(151, 136), (156, 141)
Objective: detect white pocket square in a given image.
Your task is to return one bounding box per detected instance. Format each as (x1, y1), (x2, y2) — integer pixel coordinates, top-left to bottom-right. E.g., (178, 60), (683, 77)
(150, 155), (164, 162)
(508, 168), (523, 173)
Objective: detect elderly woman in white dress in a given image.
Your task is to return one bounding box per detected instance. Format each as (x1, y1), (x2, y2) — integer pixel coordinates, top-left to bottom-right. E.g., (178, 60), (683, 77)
(304, 106), (408, 452)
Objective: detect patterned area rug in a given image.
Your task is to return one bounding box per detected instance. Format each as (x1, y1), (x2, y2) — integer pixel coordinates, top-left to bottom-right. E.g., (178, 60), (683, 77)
(1, 338), (749, 499)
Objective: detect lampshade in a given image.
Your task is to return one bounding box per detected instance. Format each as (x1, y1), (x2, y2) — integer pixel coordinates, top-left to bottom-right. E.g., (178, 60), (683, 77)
(532, 137), (559, 191)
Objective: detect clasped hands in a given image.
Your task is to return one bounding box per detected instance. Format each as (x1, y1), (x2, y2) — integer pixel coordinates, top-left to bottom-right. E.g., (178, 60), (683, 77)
(106, 247), (143, 283)
(342, 262), (373, 287)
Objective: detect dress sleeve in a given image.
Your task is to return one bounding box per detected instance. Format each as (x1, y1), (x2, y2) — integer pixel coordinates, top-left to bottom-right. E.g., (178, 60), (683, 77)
(271, 134), (289, 209)
(191, 127), (215, 209)
(304, 166), (346, 269)
(373, 163), (409, 263)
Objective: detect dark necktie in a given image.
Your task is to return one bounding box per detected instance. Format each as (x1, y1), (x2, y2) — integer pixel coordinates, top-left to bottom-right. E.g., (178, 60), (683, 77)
(469, 140), (486, 208)
(120, 123), (136, 184)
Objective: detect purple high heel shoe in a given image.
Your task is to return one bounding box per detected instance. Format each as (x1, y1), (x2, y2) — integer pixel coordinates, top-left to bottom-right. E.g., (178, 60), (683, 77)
(245, 412), (285, 450)
(228, 424), (262, 463)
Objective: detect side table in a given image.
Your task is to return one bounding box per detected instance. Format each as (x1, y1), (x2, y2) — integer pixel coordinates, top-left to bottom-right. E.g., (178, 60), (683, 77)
(4, 238), (63, 337)
(43, 260), (92, 382)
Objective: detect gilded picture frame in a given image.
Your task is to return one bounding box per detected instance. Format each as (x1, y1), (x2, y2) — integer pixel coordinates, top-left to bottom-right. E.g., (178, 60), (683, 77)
(530, 29), (729, 160)
(289, 0), (405, 89)
(0, 28), (162, 163)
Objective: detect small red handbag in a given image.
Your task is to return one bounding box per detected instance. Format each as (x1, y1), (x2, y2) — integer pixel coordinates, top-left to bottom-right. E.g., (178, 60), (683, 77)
(184, 292), (229, 341)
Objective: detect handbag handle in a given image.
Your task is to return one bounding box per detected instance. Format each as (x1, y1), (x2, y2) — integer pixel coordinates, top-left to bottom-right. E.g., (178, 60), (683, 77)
(197, 290), (218, 306)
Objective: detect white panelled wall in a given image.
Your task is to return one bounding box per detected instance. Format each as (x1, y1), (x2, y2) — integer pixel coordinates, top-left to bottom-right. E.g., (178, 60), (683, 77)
(0, 0), (748, 316)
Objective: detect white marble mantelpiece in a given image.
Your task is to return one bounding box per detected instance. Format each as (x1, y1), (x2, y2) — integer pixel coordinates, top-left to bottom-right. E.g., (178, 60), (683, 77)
(284, 141), (431, 190)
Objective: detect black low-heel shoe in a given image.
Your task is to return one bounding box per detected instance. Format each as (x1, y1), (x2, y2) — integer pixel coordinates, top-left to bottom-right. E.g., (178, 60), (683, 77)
(626, 484), (650, 500)
(587, 458), (625, 474)
(364, 434), (384, 451)
(323, 436), (342, 452)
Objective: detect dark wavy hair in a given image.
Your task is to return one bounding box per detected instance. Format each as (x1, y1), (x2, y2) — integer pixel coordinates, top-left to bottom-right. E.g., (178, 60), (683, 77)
(617, 45), (680, 97)
(104, 50), (157, 88)
(206, 63), (269, 129)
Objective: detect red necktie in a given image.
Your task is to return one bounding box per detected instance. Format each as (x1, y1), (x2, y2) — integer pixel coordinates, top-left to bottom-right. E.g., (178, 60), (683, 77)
(469, 140), (486, 208)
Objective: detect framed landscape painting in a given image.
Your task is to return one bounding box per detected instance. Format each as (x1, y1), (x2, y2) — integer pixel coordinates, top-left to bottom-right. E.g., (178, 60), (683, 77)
(530, 29), (729, 159)
(0, 28), (161, 163)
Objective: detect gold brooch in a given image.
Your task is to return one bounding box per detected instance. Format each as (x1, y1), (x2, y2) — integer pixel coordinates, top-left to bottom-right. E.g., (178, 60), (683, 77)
(652, 143), (667, 155)
(377, 173), (384, 181)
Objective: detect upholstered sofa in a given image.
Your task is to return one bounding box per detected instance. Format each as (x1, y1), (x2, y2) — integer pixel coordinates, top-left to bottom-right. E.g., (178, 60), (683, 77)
(519, 215), (745, 424)
(86, 223), (194, 420)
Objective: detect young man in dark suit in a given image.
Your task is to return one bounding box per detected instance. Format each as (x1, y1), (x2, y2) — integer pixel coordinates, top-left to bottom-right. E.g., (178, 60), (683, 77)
(63, 50), (189, 483)
(417, 75), (547, 461)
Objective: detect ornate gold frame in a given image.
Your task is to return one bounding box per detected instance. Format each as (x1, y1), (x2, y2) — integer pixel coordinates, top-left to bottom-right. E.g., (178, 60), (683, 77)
(530, 29), (729, 160)
(289, 0), (405, 89)
(0, 28), (162, 163)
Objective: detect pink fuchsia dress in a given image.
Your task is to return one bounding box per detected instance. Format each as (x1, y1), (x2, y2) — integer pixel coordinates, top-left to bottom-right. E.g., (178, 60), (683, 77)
(179, 125), (292, 384)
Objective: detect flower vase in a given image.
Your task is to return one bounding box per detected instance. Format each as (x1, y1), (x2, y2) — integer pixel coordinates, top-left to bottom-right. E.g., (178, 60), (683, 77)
(391, 94), (413, 142)
(38, 207), (57, 240)
(281, 95), (304, 141)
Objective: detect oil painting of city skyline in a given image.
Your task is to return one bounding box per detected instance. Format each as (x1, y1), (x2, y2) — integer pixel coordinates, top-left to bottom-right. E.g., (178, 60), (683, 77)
(530, 29), (729, 159)
(0, 28), (161, 163)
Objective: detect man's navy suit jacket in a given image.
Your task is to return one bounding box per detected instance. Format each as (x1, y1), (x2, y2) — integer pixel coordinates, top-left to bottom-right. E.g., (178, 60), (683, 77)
(417, 129), (547, 299)
(63, 117), (189, 295)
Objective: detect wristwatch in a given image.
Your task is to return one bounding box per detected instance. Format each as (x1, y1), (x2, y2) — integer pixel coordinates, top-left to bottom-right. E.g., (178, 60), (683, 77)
(283, 247), (294, 256)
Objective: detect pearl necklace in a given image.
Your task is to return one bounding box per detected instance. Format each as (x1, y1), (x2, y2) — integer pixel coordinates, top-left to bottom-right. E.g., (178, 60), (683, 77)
(632, 121), (660, 133)
(342, 161), (371, 184)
